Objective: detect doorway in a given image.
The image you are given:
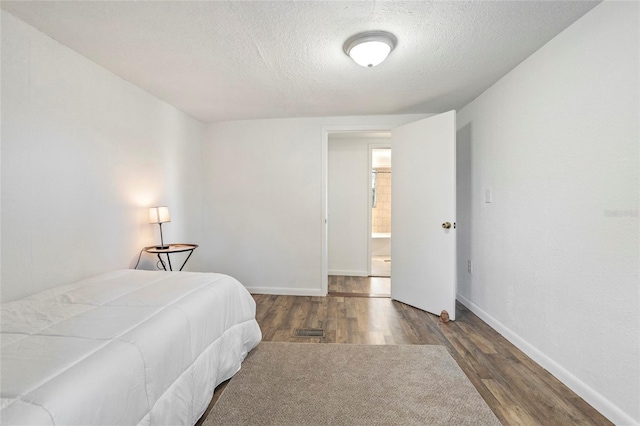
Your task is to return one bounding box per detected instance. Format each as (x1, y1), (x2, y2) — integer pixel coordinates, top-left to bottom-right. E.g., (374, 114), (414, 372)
(322, 112), (457, 319)
(325, 131), (391, 297)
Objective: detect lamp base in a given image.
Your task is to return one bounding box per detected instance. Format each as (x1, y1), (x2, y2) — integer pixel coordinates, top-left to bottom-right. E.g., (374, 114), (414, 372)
(154, 245), (170, 250)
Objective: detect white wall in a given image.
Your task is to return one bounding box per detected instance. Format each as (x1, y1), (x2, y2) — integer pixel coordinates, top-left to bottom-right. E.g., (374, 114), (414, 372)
(203, 115), (424, 295)
(456, 2), (639, 424)
(328, 136), (390, 276)
(1, 11), (207, 302)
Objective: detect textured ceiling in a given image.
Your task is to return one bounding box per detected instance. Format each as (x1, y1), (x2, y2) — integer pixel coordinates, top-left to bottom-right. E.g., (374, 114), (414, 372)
(1, 1), (599, 123)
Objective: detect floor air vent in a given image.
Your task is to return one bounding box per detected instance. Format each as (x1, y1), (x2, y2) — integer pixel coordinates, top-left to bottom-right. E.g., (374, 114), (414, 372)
(294, 328), (324, 337)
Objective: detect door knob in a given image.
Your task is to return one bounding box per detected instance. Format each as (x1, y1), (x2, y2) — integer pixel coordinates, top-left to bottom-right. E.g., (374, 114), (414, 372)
(442, 222), (452, 229)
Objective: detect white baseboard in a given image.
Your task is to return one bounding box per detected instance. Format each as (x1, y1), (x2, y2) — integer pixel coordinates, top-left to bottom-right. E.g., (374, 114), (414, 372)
(456, 293), (638, 426)
(246, 286), (323, 297)
(328, 270), (368, 277)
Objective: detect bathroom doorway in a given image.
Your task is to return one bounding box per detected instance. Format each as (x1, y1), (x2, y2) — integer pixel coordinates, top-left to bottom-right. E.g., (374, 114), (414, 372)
(370, 147), (391, 278)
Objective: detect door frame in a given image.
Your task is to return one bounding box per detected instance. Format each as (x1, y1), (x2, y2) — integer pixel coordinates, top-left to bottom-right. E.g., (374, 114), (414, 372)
(321, 125), (393, 296)
(367, 143), (392, 276)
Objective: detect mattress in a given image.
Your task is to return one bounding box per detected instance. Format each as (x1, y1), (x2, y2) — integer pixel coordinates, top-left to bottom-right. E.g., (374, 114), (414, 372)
(0, 269), (262, 425)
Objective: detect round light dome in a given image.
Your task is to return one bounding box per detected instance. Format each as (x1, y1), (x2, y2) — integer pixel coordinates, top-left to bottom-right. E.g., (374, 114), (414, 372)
(343, 31), (397, 68)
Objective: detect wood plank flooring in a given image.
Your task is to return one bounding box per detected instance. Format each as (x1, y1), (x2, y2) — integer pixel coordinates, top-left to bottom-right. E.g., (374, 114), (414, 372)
(328, 275), (390, 297)
(199, 277), (611, 425)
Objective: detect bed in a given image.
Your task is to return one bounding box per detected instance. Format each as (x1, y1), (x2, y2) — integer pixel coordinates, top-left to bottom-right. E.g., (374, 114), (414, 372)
(0, 269), (262, 425)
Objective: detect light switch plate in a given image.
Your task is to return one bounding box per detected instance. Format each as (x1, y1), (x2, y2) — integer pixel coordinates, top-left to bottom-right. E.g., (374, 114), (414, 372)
(484, 187), (492, 203)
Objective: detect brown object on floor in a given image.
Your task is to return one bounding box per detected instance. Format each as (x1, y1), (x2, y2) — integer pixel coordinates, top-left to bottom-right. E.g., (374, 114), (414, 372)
(440, 309), (450, 323)
(204, 342), (501, 426)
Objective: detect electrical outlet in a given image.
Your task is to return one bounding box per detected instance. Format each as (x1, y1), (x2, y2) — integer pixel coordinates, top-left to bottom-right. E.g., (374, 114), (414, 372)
(467, 260), (473, 274)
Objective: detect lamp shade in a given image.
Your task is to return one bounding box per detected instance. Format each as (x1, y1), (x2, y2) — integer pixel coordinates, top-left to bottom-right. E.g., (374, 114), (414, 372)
(149, 206), (171, 224)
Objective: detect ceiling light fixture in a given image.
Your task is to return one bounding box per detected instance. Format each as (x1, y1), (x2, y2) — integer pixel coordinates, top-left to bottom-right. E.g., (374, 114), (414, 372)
(343, 31), (397, 68)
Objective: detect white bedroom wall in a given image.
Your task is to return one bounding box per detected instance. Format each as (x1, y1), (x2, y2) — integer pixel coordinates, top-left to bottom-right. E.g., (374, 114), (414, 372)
(1, 11), (207, 302)
(328, 136), (389, 276)
(456, 2), (639, 424)
(203, 114), (424, 295)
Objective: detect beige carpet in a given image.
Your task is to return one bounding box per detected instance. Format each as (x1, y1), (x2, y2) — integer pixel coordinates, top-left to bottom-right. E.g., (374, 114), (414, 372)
(204, 342), (501, 425)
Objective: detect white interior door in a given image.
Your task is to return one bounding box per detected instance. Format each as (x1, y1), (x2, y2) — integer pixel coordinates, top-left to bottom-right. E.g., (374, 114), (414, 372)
(390, 111), (457, 320)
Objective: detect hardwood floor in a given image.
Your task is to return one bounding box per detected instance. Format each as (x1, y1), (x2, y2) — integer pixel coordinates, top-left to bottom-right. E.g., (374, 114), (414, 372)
(199, 277), (611, 425)
(328, 275), (390, 297)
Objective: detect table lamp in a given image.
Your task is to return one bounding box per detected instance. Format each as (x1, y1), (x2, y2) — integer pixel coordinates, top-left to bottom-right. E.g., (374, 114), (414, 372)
(149, 206), (170, 249)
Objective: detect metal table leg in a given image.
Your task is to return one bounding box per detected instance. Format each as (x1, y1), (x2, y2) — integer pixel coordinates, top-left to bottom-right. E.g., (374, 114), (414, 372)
(156, 254), (167, 271)
(179, 249), (195, 271)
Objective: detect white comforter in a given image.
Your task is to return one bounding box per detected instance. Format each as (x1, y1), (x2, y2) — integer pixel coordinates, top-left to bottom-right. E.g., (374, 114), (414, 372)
(0, 269), (262, 425)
